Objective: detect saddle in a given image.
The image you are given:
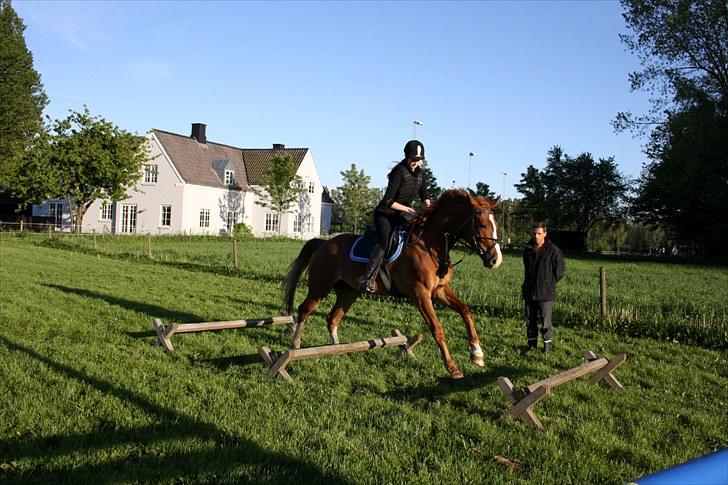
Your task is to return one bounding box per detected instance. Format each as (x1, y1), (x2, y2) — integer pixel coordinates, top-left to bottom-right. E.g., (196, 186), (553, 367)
(348, 226), (406, 265)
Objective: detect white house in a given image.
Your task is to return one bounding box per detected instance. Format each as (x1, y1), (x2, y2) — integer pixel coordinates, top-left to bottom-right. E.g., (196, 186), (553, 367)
(33, 123), (325, 239)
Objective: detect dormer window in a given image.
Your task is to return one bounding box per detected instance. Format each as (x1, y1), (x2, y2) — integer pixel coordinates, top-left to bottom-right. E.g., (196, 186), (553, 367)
(224, 170), (235, 185)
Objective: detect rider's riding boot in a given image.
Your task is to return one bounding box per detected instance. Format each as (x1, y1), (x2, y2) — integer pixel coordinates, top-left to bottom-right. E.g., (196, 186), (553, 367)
(358, 244), (385, 293)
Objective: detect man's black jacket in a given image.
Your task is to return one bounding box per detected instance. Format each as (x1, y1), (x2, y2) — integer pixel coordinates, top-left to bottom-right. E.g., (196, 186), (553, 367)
(522, 240), (565, 302)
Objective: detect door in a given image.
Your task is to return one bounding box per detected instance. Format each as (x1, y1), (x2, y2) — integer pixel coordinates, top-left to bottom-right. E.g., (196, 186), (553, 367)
(121, 204), (137, 234)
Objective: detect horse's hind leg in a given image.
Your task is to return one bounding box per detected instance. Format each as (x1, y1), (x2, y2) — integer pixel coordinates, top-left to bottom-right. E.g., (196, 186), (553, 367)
(327, 283), (359, 344)
(433, 284), (485, 367)
(292, 295), (321, 349)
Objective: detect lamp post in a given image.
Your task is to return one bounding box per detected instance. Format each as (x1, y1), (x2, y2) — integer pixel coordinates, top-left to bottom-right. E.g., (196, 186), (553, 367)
(468, 152), (476, 190)
(413, 120), (423, 139)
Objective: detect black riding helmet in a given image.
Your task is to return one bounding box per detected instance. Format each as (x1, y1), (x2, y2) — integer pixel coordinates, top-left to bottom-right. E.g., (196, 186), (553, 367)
(404, 140), (425, 161)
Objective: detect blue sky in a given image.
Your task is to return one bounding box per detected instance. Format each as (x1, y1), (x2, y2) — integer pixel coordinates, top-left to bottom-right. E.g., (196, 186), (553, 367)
(15, 0), (650, 197)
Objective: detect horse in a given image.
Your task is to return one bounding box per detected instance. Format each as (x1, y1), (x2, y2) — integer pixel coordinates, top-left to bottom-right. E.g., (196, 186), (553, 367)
(282, 188), (503, 379)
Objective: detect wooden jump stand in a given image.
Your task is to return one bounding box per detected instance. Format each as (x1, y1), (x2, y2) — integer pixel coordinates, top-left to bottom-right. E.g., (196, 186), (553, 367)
(498, 350), (627, 429)
(258, 329), (423, 382)
(152, 315), (294, 352)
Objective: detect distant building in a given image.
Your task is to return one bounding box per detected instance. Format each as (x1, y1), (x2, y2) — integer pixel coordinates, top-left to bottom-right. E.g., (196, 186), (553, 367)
(33, 123), (324, 238)
(320, 187), (334, 235)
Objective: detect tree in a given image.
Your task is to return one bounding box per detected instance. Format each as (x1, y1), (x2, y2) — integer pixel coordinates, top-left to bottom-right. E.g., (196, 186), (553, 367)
(515, 146), (629, 240)
(13, 107), (148, 233)
(616, 0), (728, 259)
(253, 153), (304, 235)
(0, 0), (48, 186)
(333, 163), (379, 233)
(420, 160), (442, 200)
(472, 182), (495, 199)
(615, 0), (728, 132)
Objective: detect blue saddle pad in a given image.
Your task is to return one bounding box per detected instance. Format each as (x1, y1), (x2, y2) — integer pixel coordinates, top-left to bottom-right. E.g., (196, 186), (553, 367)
(349, 229), (405, 264)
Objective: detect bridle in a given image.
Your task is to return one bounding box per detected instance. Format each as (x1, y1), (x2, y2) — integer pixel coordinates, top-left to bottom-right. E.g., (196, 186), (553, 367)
(444, 208), (499, 263)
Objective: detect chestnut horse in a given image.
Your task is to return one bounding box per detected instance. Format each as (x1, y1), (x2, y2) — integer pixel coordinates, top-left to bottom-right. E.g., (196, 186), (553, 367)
(282, 189), (503, 379)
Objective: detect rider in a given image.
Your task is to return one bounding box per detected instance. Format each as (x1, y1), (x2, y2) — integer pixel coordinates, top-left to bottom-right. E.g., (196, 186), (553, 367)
(358, 140), (432, 293)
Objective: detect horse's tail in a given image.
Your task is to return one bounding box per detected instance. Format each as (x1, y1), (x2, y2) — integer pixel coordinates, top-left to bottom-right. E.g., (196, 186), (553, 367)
(282, 238), (326, 315)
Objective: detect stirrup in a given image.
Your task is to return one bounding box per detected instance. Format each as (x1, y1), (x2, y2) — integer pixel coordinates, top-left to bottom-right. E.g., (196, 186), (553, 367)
(358, 278), (377, 293)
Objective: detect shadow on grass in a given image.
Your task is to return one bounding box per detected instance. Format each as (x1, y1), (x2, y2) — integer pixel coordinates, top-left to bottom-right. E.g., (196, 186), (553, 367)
(380, 363), (527, 403)
(35, 238), (288, 285)
(0, 334), (350, 484)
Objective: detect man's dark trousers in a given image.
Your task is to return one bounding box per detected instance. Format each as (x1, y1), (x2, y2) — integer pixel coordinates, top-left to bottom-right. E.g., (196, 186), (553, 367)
(526, 300), (554, 346)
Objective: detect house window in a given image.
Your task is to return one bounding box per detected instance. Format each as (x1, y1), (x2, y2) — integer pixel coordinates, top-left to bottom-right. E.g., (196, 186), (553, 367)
(308, 181), (315, 194)
(293, 214), (302, 233)
(305, 216), (315, 233)
(226, 211), (237, 233)
(265, 213), (279, 232)
(224, 170), (235, 185)
(49, 202), (63, 229)
(161, 205), (171, 227)
(200, 209), (210, 228)
(100, 201), (112, 220)
(144, 164), (158, 183)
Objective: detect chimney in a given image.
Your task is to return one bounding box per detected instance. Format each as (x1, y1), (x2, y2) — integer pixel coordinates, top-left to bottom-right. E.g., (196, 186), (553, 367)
(272, 143), (285, 150)
(191, 123), (207, 144)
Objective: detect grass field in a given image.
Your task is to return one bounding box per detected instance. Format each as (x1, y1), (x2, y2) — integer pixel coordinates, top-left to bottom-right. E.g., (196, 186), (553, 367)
(1, 233), (726, 484)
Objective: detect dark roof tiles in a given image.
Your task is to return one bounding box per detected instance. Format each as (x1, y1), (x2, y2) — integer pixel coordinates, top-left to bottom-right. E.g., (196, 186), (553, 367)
(152, 129), (309, 189)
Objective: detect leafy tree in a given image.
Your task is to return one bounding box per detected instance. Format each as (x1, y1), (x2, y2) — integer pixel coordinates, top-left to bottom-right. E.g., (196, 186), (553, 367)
(616, 0), (728, 258)
(472, 181), (495, 199)
(515, 146), (629, 240)
(253, 153), (304, 235)
(633, 100), (728, 257)
(333, 163), (379, 233)
(0, 0), (48, 186)
(615, 0), (728, 132)
(13, 107), (147, 233)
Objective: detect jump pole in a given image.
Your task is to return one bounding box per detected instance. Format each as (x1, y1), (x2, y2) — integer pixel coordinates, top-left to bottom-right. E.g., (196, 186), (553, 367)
(153, 315), (294, 352)
(259, 329), (423, 382)
(498, 350), (627, 429)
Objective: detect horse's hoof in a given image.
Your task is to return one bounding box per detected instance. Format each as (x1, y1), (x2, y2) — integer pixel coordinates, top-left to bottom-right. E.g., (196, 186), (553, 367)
(450, 369), (464, 380)
(470, 354), (486, 367)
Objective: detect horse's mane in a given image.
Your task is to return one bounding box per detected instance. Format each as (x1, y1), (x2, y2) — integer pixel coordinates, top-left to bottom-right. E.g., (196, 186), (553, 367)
(416, 188), (497, 225)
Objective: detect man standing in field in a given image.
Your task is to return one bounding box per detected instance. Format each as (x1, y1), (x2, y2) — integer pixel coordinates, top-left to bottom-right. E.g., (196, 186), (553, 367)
(522, 222), (565, 352)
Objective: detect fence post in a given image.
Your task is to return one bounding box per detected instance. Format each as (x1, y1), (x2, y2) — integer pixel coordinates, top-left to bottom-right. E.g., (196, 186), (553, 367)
(93, 229), (97, 251)
(19, 220), (23, 232)
(147, 234), (152, 259)
(599, 267), (608, 317)
(232, 238), (239, 268)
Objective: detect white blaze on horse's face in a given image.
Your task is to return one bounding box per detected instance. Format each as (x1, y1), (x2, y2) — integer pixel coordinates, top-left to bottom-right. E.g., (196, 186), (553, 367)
(487, 212), (503, 269)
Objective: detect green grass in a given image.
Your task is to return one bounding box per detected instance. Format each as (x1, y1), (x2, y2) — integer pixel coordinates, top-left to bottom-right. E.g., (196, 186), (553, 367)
(1, 233), (726, 484)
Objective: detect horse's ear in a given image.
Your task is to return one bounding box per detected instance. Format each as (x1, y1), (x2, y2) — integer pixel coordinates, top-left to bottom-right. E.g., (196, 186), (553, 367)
(493, 196), (501, 206)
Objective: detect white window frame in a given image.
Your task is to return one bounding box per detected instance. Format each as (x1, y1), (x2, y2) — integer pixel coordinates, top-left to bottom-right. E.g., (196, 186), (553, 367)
(308, 181), (315, 194)
(160, 205), (172, 227)
(224, 170), (235, 186)
(293, 214), (302, 233)
(100, 201), (112, 220)
(144, 164), (158, 184)
(226, 211), (237, 233)
(200, 208), (210, 228)
(265, 213), (279, 232)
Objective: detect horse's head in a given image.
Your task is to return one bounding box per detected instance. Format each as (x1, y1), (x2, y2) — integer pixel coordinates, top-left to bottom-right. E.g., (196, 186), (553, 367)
(434, 189), (503, 269)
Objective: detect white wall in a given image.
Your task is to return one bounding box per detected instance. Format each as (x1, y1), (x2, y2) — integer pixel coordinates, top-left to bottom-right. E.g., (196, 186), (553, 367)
(248, 150), (322, 239)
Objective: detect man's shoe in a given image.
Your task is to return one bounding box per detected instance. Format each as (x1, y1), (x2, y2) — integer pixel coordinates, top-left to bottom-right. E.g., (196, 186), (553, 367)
(527, 338), (537, 350)
(543, 341), (552, 353)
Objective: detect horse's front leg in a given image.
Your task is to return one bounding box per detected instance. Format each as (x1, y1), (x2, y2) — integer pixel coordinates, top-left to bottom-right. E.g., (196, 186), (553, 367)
(433, 284), (485, 367)
(414, 286), (464, 379)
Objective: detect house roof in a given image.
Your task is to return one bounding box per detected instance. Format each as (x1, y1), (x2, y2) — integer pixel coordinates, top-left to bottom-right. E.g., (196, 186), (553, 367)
(151, 128), (309, 189)
(242, 148), (308, 186)
(321, 187), (334, 204)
